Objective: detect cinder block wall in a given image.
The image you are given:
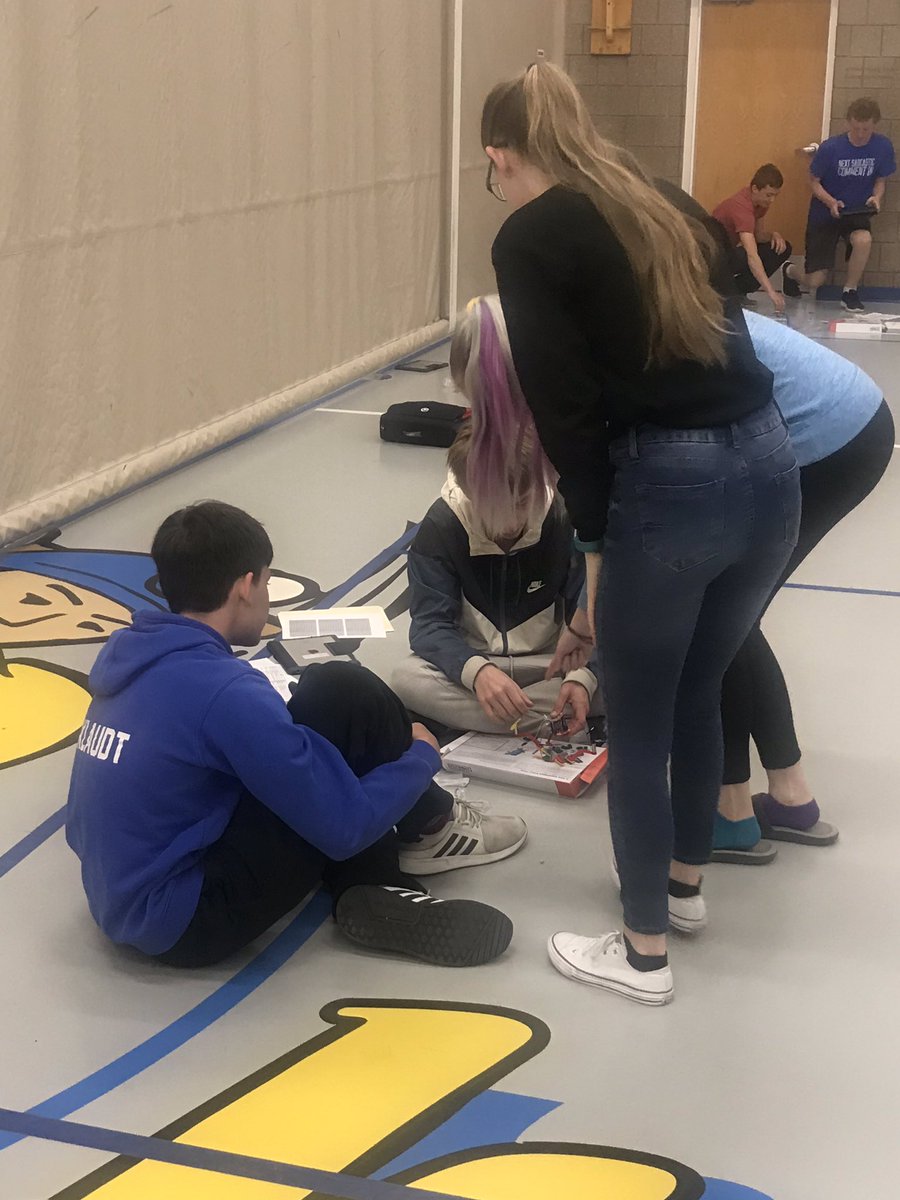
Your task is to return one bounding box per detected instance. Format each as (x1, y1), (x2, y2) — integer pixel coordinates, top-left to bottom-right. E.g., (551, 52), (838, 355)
(565, 0), (690, 184)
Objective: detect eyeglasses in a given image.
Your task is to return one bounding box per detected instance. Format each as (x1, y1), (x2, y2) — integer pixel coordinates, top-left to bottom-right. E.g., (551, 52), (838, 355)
(485, 159), (506, 202)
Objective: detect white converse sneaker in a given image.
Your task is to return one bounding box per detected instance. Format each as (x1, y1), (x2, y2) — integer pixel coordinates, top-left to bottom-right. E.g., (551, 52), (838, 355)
(548, 931), (674, 1005)
(399, 798), (527, 876)
(667, 891), (707, 934)
(609, 858), (707, 934)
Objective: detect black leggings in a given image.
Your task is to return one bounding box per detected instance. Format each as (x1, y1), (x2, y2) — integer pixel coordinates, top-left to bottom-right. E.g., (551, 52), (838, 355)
(722, 400), (894, 783)
(156, 662), (452, 967)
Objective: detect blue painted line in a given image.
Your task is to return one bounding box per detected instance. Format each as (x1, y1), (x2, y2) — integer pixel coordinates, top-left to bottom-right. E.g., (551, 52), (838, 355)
(0, 806), (66, 882)
(0, 890), (332, 1153)
(702, 1180), (774, 1199)
(784, 581), (900, 598)
(0, 1106), (776, 1200)
(816, 284), (900, 302)
(319, 524), (419, 608)
(373, 1090), (559, 1180)
(0, 1107), (469, 1200)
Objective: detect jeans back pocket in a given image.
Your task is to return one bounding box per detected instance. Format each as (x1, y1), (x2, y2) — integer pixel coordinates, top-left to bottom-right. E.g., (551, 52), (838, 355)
(636, 479), (726, 572)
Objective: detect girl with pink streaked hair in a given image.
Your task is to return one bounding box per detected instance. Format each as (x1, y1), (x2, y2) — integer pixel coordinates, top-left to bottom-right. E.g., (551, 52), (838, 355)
(392, 294), (601, 742)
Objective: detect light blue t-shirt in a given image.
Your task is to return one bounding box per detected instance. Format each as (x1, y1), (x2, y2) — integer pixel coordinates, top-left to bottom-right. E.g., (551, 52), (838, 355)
(744, 312), (883, 467)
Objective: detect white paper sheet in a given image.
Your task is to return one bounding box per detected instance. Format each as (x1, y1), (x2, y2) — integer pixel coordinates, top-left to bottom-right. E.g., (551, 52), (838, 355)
(279, 606), (393, 641)
(248, 656), (295, 702)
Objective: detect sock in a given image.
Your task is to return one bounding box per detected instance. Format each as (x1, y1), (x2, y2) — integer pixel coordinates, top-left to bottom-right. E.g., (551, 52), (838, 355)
(668, 878), (701, 899)
(624, 935), (668, 973)
(419, 812), (451, 836)
(757, 793), (820, 831)
(714, 811), (762, 850)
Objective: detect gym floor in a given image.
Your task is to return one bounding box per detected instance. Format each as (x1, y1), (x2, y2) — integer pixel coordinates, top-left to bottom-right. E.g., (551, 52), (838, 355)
(1, 306), (897, 1200)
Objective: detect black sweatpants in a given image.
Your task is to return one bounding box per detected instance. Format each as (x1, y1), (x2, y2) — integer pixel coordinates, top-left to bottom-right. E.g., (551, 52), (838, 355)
(721, 399), (894, 784)
(156, 662), (452, 967)
(731, 240), (793, 296)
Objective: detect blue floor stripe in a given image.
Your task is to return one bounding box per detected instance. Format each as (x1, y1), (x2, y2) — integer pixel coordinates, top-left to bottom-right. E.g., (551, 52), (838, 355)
(784, 581), (900, 598)
(0, 806), (66, 882)
(0, 1105), (772, 1200)
(319, 524), (419, 608)
(0, 1107), (467, 1200)
(816, 284), (900, 302)
(0, 890), (332, 1153)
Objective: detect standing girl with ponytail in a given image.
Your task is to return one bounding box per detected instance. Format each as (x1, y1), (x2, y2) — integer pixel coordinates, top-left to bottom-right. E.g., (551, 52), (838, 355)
(482, 60), (800, 1005)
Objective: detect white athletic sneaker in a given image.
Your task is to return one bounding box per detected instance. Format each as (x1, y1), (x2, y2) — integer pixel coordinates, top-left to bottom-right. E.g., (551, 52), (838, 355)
(609, 857), (707, 934)
(399, 798), (527, 876)
(548, 931), (674, 1005)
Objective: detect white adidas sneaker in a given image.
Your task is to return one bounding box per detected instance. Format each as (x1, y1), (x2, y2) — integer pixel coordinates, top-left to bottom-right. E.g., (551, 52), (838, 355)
(399, 798), (527, 876)
(548, 931), (674, 1006)
(609, 857), (707, 934)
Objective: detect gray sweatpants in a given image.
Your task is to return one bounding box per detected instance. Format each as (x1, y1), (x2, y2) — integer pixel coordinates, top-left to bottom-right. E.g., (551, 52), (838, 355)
(392, 653), (603, 736)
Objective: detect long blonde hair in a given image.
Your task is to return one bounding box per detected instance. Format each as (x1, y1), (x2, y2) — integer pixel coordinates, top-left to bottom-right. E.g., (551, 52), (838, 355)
(481, 61), (727, 369)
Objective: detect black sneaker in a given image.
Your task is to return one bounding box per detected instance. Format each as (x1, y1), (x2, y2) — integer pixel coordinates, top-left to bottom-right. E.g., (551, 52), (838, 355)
(841, 289), (865, 312)
(782, 263), (802, 298)
(335, 884), (513, 966)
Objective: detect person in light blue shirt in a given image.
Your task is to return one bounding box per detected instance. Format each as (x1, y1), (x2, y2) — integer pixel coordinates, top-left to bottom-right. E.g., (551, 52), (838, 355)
(745, 310), (883, 467)
(713, 313), (894, 860)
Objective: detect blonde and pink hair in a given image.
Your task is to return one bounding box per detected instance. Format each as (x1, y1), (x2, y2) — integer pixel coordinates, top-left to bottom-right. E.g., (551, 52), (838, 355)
(448, 294), (555, 535)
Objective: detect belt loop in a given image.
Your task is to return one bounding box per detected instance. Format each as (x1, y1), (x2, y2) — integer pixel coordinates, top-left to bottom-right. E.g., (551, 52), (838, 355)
(628, 426), (639, 459)
(729, 420), (740, 447)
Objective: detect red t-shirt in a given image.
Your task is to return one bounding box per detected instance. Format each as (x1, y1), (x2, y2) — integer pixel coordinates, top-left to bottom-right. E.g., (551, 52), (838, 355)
(712, 187), (767, 247)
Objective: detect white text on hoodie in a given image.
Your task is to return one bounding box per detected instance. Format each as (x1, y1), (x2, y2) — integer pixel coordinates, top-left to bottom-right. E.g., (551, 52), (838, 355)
(76, 720), (131, 764)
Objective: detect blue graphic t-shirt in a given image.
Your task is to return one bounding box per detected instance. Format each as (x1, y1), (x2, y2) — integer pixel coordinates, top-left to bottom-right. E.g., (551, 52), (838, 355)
(808, 132), (896, 224)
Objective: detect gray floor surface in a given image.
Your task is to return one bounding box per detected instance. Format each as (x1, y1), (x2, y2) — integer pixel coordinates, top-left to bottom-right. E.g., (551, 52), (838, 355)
(0, 307), (898, 1200)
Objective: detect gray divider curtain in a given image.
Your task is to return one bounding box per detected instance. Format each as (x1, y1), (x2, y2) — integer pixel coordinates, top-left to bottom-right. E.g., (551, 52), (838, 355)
(1, 0), (563, 544)
(1, 0), (445, 542)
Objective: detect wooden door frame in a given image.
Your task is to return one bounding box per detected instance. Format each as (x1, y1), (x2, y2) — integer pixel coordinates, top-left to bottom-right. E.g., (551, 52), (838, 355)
(681, 0), (840, 192)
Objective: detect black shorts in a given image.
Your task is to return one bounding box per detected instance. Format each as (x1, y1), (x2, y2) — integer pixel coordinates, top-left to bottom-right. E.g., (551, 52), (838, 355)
(805, 214), (872, 274)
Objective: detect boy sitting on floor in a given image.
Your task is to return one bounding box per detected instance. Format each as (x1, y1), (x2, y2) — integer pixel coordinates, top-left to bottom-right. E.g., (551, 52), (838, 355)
(66, 501), (526, 969)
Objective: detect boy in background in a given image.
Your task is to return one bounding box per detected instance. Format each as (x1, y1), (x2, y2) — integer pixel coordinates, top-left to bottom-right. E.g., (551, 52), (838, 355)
(783, 97), (896, 312)
(713, 164), (791, 313)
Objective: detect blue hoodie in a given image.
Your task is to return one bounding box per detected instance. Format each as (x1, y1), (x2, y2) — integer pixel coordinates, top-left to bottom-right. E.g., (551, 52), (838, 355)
(66, 610), (440, 955)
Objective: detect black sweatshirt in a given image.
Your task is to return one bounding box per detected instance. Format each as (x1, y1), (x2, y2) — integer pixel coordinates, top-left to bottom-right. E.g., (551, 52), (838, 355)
(491, 185), (774, 546)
